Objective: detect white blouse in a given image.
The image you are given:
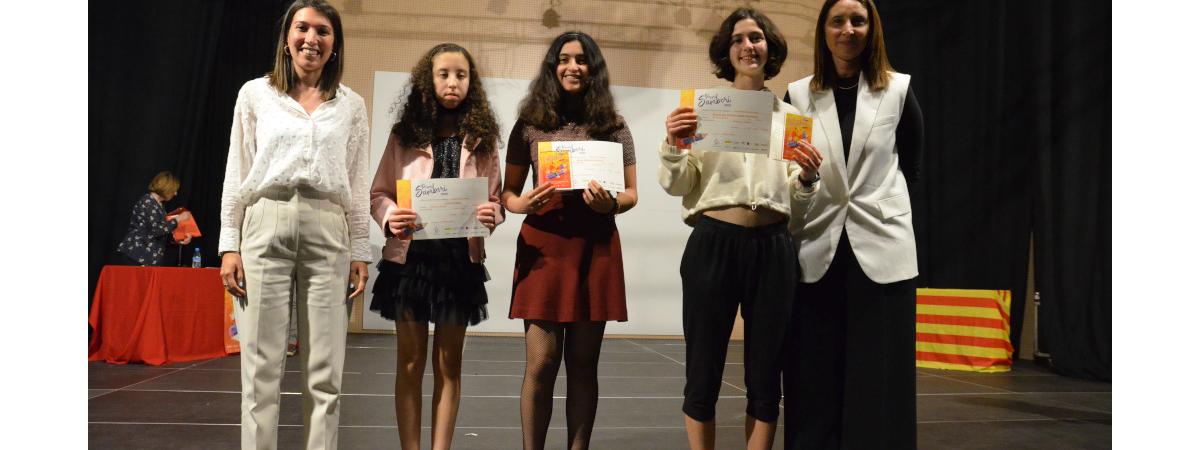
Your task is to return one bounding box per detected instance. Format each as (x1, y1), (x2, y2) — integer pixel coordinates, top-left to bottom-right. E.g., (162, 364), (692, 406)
(218, 77), (372, 262)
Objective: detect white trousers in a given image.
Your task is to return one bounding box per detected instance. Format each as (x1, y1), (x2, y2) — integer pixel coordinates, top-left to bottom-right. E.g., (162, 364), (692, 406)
(234, 187), (350, 450)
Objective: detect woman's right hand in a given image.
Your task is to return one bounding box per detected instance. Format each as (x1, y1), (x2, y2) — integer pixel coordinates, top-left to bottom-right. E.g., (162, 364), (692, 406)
(665, 106), (698, 142)
(220, 252), (246, 298)
(176, 211), (192, 222)
(387, 207), (420, 237)
(515, 183), (556, 214)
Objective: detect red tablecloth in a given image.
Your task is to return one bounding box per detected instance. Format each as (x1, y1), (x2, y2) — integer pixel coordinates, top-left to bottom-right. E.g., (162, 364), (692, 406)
(88, 266), (231, 365)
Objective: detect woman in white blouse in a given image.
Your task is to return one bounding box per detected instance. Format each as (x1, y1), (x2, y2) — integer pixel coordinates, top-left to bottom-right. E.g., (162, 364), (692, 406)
(216, 1), (369, 448)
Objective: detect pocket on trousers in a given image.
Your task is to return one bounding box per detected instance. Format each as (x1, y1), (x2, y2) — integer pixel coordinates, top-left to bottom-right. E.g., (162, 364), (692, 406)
(241, 200), (262, 242)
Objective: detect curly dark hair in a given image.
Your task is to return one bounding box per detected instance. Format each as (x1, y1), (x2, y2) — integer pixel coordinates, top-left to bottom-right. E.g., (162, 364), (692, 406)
(391, 43), (500, 154)
(709, 8), (788, 82)
(517, 31), (623, 138)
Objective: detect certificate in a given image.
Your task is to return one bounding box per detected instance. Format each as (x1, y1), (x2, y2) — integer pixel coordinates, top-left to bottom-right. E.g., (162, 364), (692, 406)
(677, 88), (774, 154)
(536, 141), (626, 192)
(396, 178), (490, 240)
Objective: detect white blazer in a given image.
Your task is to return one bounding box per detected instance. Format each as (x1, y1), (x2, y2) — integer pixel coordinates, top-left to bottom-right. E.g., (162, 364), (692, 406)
(786, 72), (917, 284)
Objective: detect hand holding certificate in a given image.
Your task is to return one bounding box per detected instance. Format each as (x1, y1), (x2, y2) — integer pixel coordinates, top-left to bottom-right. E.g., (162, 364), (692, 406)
(395, 178), (491, 240)
(676, 88), (775, 154)
(537, 141), (625, 192)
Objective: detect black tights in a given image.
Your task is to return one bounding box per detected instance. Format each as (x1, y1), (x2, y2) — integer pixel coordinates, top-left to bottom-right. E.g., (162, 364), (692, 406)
(520, 320), (607, 450)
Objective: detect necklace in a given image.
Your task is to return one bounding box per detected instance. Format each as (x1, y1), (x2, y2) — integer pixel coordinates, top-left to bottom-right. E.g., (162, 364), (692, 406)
(836, 73), (859, 90)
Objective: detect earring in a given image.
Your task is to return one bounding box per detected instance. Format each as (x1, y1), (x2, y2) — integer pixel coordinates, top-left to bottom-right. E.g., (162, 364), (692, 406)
(331, 52), (338, 60)
(284, 47), (291, 55)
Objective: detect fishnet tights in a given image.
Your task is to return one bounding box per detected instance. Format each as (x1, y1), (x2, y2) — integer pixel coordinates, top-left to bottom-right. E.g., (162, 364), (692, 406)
(520, 320), (607, 450)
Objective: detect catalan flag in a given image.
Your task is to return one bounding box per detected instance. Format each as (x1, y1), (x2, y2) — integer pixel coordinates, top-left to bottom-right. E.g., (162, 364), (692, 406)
(915, 288), (1013, 372)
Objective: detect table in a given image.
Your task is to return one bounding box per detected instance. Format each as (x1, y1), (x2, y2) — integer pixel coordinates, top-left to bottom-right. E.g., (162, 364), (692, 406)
(89, 265), (232, 365)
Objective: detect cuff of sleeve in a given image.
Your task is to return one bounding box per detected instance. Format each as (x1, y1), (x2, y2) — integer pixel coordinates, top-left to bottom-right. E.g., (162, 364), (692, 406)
(381, 205), (396, 238)
(351, 244), (372, 263)
(659, 140), (687, 160)
(218, 227), (241, 256)
(793, 178), (820, 199)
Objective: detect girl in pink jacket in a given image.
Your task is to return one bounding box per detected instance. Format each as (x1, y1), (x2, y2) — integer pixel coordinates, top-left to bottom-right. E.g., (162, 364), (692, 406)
(368, 43), (504, 450)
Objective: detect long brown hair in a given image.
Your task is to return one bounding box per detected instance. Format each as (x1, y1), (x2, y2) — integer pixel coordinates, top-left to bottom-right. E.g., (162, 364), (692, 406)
(267, 0), (345, 100)
(810, 0), (893, 92)
(390, 43), (500, 154)
(517, 31), (623, 138)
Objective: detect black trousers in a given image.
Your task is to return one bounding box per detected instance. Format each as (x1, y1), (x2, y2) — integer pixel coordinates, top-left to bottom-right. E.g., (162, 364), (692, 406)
(680, 215), (797, 422)
(783, 231), (917, 450)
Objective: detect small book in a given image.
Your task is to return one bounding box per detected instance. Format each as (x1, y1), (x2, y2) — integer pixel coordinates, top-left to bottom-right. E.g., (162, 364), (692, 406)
(166, 208), (201, 243)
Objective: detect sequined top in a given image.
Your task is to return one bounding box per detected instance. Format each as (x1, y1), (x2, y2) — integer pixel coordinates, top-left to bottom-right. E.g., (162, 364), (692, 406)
(430, 135), (462, 179)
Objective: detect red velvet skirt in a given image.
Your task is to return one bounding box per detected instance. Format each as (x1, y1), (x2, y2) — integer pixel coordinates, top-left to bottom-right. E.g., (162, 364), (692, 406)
(508, 191), (628, 322)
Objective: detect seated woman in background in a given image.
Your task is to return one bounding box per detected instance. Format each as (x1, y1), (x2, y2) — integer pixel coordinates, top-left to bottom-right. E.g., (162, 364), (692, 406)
(115, 170), (192, 266)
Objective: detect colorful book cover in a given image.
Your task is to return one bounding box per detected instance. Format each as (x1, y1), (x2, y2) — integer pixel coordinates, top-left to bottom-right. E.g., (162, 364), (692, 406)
(782, 113), (813, 162)
(394, 179), (413, 240)
(537, 142), (572, 189)
(166, 207), (201, 242)
(675, 89), (701, 149)
(223, 291), (241, 355)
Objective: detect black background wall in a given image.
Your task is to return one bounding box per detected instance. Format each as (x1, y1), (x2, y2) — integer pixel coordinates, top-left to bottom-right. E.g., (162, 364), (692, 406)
(876, 0), (1110, 381)
(88, 1), (1110, 380)
(89, 0), (290, 308)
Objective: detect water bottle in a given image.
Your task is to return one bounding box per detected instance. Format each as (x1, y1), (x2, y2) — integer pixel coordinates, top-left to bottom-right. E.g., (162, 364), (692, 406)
(191, 247), (202, 268)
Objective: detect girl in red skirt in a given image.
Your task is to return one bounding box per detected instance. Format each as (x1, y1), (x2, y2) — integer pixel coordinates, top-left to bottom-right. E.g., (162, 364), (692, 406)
(501, 31), (639, 450)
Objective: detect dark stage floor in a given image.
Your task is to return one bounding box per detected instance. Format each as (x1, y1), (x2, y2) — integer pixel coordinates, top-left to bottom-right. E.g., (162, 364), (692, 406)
(89, 334), (1111, 449)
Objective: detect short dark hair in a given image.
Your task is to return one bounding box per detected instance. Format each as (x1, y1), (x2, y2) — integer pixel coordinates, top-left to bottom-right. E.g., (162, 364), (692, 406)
(268, 0), (345, 100)
(709, 8), (788, 82)
(810, 0), (893, 92)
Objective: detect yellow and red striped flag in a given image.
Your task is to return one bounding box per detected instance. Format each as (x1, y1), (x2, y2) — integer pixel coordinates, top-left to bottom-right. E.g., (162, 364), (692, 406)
(915, 288), (1013, 372)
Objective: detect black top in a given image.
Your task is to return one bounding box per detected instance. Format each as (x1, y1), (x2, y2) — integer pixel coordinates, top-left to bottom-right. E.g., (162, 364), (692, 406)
(430, 135), (462, 179)
(785, 79), (924, 185)
(116, 193), (179, 265)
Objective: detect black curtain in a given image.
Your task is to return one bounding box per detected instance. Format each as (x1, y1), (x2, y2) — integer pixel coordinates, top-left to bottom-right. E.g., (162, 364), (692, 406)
(89, 1), (290, 303)
(88, 1), (1111, 381)
(877, 0), (1110, 380)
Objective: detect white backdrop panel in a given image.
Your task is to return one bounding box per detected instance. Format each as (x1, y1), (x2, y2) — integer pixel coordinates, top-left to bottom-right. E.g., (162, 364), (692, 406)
(366, 71), (689, 334)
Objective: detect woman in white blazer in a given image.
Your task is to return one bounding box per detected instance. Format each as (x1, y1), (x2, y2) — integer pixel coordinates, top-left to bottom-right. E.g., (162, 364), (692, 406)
(782, 0), (924, 449)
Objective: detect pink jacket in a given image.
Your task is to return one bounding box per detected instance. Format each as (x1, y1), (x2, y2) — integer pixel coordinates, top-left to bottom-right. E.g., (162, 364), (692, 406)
(370, 133), (505, 264)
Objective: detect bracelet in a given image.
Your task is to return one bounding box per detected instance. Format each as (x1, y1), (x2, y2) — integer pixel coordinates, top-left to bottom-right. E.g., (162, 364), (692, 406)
(609, 195), (620, 215)
(801, 171), (821, 187)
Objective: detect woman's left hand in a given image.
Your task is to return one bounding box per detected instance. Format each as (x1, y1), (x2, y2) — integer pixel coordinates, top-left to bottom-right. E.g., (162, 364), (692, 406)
(476, 203), (498, 231)
(348, 261), (368, 299)
(582, 180), (617, 214)
(180, 233), (193, 245)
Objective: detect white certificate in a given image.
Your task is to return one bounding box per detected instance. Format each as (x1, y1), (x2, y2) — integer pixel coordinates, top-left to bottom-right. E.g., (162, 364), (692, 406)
(396, 178), (490, 240)
(537, 141), (626, 192)
(677, 88), (775, 154)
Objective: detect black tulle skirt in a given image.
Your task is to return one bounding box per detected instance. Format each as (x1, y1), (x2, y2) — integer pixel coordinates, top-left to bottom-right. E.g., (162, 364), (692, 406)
(369, 238), (489, 326)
